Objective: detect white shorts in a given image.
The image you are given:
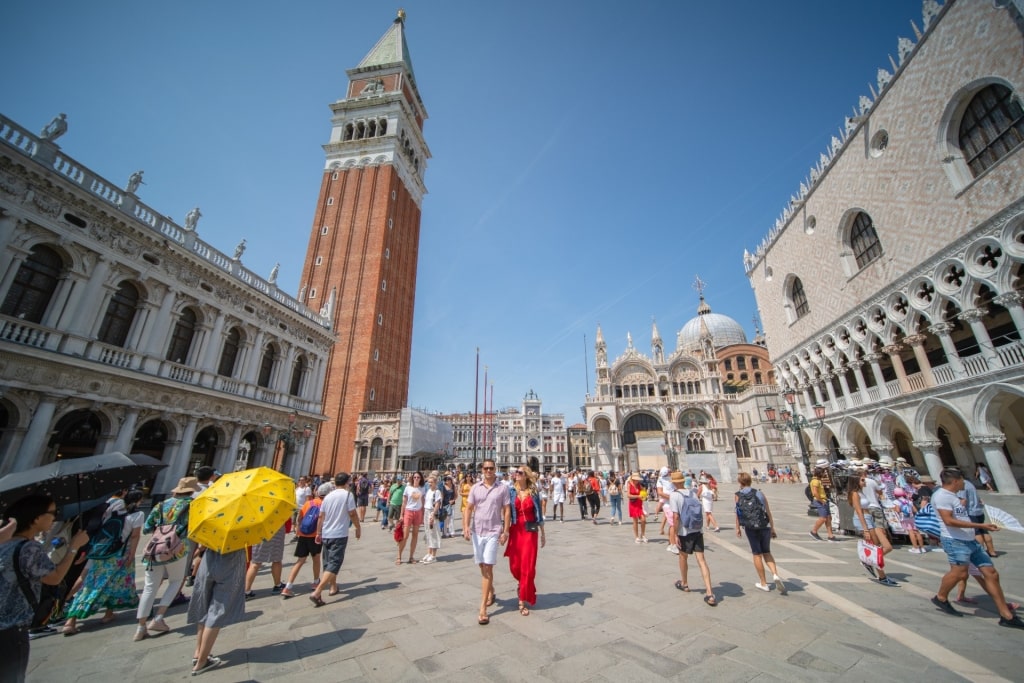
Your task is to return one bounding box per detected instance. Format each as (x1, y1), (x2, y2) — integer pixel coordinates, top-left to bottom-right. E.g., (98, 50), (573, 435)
(552, 493), (565, 504)
(472, 533), (500, 565)
(702, 500), (713, 514)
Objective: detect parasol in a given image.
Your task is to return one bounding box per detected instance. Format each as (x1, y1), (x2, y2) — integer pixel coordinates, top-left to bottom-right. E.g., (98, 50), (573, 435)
(188, 467), (295, 553)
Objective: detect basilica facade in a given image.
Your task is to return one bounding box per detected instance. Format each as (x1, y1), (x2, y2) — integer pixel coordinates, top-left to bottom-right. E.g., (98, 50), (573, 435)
(745, 0), (1024, 492)
(583, 295), (780, 482)
(0, 113), (333, 494)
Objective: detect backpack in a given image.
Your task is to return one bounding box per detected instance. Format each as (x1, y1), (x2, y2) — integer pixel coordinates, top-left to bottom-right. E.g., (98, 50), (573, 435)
(678, 491), (704, 533)
(142, 500), (189, 566)
(358, 478), (370, 495)
(86, 511), (128, 560)
(735, 489), (769, 530)
(578, 477), (593, 495)
(299, 500), (322, 535)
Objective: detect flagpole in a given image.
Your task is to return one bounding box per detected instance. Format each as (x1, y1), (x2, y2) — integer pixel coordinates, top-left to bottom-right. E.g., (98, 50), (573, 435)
(472, 348), (480, 474)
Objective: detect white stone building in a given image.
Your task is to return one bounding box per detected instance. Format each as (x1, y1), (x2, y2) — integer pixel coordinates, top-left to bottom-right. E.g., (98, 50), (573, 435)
(745, 0), (1024, 492)
(493, 390), (568, 473)
(0, 113), (334, 493)
(583, 295), (780, 483)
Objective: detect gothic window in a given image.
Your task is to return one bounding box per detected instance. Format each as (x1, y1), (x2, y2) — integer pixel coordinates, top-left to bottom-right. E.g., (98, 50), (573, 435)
(791, 277), (809, 319)
(724, 359), (732, 371)
(257, 343), (277, 388)
(217, 327), (241, 377)
(959, 84), (1024, 176)
(850, 212), (883, 268)
(737, 357), (747, 370)
(1, 245), (62, 323)
(97, 281), (139, 347)
(754, 372), (763, 384)
(289, 354), (307, 396)
(166, 307), (198, 363)
(686, 432), (706, 453)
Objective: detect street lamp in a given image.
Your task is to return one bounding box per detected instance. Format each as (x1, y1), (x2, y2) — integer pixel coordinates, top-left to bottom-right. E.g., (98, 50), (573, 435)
(763, 388), (825, 488)
(261, 411), (314, 473)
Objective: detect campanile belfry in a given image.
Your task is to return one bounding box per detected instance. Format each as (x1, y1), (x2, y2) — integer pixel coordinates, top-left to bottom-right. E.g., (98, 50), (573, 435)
(300, 10), (429, 474)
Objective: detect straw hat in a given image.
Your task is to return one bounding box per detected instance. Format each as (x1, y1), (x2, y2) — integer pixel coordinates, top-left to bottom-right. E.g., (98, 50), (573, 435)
(895, 457), (908, 464)
(171, 476), (200, 495)
(669, 471), (686, 486)
(630, 472), (642, 482)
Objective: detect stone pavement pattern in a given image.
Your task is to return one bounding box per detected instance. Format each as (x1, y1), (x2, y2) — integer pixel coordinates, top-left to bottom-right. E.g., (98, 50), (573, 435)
(27, 485), (1024, 682)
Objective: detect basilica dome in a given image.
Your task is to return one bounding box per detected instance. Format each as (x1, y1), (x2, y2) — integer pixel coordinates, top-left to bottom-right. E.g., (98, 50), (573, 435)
(678, 297), (748, 350)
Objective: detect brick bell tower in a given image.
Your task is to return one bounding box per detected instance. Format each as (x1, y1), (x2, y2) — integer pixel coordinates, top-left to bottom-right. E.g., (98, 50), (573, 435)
(300, 9), (429, 475)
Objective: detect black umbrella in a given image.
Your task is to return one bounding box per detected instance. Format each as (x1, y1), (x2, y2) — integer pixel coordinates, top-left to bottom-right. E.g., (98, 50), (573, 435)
(0, 451), (166, 512)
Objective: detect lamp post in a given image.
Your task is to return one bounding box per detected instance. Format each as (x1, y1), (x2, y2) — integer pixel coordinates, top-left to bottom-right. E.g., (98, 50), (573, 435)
(261, 411), (314, 475)
(763, 388), (825, 492)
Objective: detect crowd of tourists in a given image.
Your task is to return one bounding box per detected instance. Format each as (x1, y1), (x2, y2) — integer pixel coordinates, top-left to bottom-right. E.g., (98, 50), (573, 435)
(2, 457), (1021, 681)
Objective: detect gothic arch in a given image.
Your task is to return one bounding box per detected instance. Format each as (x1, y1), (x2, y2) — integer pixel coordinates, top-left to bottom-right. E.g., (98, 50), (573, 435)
(914, 396), (972, 439)
(973, 382), (1024, 434)
(620, 411), (664, 446)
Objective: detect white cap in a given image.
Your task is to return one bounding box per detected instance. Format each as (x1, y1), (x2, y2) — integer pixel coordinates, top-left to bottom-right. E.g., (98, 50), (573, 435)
(659, 466), (670, 477)
(814, 458), (829, 467)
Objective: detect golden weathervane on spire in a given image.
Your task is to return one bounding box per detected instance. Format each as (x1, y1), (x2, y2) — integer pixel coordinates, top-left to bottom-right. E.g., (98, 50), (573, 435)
(397, 8), (406, 22)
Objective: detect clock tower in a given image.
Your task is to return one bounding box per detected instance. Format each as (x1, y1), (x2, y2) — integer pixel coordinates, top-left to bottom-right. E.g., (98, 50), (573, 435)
(300, 11), (430, 474)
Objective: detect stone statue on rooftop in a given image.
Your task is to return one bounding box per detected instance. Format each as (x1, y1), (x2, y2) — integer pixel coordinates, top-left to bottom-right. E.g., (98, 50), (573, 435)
(268, 263), (280, 284)
(233, 239), (246, 260)
(184, 206), (202, 232)
(39, 113), (68, 142)
(126, 170), (144, 193)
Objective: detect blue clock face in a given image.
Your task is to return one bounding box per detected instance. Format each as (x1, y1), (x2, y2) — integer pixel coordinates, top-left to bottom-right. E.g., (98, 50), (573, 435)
(528, 438), (539, 449)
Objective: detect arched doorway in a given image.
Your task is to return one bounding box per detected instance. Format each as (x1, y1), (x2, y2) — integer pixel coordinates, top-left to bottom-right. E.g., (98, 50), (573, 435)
(48, 410), (102, 460)
(132, 420), (169, 460)
(189, 426), (219, 475)
(622, 412), (664, 470)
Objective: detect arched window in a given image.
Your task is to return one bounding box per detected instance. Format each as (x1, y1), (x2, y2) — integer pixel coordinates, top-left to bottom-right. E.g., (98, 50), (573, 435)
(289, 355), (307, 396)
(166, 307), (198, 363)
(791, 277), (809, 319)
(257, 343), (277, 388)
(959, 84), (1024, 176)
(97, 281), (139, 347)
(686, 432), (706, 452)
(217, 327), (241, 377)
(850, 212), (883, 268)
(1, 245), (63, 323)
(737, 357), (747, 370)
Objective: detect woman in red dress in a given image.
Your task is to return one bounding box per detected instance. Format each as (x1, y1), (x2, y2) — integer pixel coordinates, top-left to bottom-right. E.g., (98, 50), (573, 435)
(627, 472), (648, 543)
(504, 466), (545, 615)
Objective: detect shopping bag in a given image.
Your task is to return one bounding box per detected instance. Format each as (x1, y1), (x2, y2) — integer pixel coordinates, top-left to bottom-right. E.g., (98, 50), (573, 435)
(858, 539), (885, 569)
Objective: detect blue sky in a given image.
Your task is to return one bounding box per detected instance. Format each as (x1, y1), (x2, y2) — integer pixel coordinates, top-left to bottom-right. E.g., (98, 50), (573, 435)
(4, 0), (926, 419)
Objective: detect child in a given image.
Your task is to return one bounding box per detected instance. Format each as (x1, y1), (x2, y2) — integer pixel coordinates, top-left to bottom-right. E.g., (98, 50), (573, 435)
(894, 487), (926, 554)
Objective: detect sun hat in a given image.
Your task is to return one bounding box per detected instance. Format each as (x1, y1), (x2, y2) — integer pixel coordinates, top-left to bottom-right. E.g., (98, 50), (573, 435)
(814, 458), (829, 467)
(171, 477), (200, 495)
(630, 472), (641, 482)
(669, 471), (686, 486)
(659, 466), (670, 477)
(895, 457), (908, 464)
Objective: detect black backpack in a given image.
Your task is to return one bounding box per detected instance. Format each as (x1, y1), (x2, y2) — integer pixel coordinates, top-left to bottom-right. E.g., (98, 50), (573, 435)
(735, 489), (769, 530)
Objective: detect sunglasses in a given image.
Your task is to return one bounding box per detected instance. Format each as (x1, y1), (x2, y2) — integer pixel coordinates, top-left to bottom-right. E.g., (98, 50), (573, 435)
(514, 470), (525, 475)
(482, 466), (495, 471)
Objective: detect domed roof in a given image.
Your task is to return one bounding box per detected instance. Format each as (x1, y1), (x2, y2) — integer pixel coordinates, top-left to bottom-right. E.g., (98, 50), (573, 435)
(678, 297), (748, 350)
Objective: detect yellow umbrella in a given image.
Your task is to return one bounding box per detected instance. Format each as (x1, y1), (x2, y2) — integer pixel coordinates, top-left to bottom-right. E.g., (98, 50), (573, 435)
(188, 467), (296, 553)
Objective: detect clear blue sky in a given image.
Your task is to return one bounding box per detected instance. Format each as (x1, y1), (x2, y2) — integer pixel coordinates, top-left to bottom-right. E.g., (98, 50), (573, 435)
(4, 0), (925, 419)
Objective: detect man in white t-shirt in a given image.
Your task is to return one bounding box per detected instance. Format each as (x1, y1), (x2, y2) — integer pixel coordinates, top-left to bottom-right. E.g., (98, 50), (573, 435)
(930, 468), (1022, 628)
(861, 472), (886, 532)
(550, 472), (565, 522)
(656, 467), (678, 554)
(310, 473), (360, 607)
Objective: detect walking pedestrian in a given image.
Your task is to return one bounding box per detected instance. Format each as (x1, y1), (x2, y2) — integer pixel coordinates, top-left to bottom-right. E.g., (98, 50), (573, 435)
(186, 546), (246, 675)
(607, 473), (623, 525)
(627, 472), (648, 543)
(698, 476), (720, 532)
(808, 462), (837, 542)
(668, 471), (716, 606)
(848, 472), (897, 586)
(657, 467), (679, 554)
(505, 466), (544, 616)
(280, 482), (331, 598)
(420, 475), (442, 563)
(310, 473), (361, 607)
(397, 472), (425, 565)
(243, 524), (286, 599)
(734, 472), (787, 594)
(586, 470), (602, 524)
(930, 468), (1022, 628)
(976, 463), (995, 492)
(550, 471), (565, 522)
(463, 459), (510, 625)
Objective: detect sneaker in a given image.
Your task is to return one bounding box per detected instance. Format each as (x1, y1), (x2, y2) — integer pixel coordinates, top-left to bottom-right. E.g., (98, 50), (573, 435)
(280, 588), (296, 598)
(272, 583), (285, 593)
(641, 536), (648, 543)
(999, 615), (1024, 629)
(191, 656), (224, 676)
(667, 545), (680, 554)
(635, 538), (642, 544)
(184, 576), (195, 588)
(861, 562), (877, 579)
(146, 619), (169, 634)
(754, 582), (771, 592)
(244, 591), (256, 600)
(809, 531), (822, 541)
(827, 537), (840, 543)
(133, 626), (147, 642)
(773, 575), (787, 595)
(931, 595), (961, 616)
(877, 577), (899, 587)
(171, 592), (190, 606)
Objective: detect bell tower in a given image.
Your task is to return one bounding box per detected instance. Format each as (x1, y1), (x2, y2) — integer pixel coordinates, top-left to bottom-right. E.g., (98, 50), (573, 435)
(300, 10), (430, 474)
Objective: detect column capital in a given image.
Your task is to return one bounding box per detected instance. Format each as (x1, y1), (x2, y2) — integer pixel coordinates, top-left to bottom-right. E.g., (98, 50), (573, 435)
(958, 308), (987, 323)
(912, 440), (942, 450)
(847, 359), (864, 369)
(969, 433), (1006, 446)
(865, 352), (885, 363)
(882, 344), (904, 356)
(903, 334), (927, 347)
(993, 291), (1024, 308)
(928, 322), (955, 337)
(838, 447), (859, 457)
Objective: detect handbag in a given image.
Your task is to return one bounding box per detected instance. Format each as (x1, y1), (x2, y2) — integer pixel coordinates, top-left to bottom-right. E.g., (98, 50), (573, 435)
(857, 538), (885, 569)
(524, 521), (539, 532)
(393, 519), (405, 542)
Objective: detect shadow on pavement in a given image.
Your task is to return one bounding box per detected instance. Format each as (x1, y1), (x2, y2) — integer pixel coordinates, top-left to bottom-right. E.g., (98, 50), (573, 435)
(534, 591), (592, 610)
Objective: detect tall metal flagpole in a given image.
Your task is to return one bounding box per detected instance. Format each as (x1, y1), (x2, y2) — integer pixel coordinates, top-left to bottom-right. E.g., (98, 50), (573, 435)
(489, 381), (494, 464)
(472, 348), (480, 473)
(482, 365), (488, 468)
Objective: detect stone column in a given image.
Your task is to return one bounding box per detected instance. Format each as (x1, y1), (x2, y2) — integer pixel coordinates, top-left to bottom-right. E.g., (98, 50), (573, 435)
(140, 286), (177, 358)
(836, 371), (854, 404)
(111, 408), (140, 453)
(0, 251), (27, 303)
(912, 440), (944, 481)
(157, 416), (199, 496)
(993, 291), (1024, 340)
(11, 395), (60, 471)
(904, 333), (935, 387)
(929, 322), (965, 379)
(849, 360), (868, 403)
(969, 434), (1020, 494)
(821, 376), (839, 407)
(865, 353), (887, 391)
(873, 444), (893, 463)
(64, 256), (111, 337)
(242, 330), (267, 384)
(0, 214), (21, 250)
(958, 308), (1000, 368)
(216, 424), (244, 474)
(883, 344), (911, 394)
(810, 381), (825, 406)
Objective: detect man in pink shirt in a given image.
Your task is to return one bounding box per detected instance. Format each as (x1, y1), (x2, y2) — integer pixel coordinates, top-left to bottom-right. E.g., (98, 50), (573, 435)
(463, 459), (510, 625)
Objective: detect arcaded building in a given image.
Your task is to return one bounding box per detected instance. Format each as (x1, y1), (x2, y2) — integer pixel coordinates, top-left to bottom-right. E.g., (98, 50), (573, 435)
(0, 113), (333, 492)
(745, 0), (1024, 492)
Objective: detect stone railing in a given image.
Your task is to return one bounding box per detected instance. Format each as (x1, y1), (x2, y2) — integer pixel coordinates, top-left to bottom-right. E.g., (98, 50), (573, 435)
(0, 113), (330, 330)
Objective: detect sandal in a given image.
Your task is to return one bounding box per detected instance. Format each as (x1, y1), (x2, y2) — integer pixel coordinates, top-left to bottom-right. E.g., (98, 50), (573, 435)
(478, 615), (490, 625)
(704, 594), (718, 607)
(395, 558), (402, 565)
(100, 613), (116, 624)
(674, 581), (690, 592)
(309, 594), (326, 608)
(61, 625), (80, 636)
(328, 589), (340, 597)
(519, 602), (530, 616)
(486, 593), (496, 607)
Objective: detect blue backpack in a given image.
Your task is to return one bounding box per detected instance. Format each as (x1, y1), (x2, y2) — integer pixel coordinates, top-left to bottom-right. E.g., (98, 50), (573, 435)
(299, 501), (321, 535)
(86, 511), (127, 560)
(679, 491), (704, 533)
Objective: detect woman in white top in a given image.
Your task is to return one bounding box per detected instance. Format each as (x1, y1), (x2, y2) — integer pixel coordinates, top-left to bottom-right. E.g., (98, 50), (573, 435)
(550, 472), (565, 522)
(699, 478), (720, 532)
(537, 474), (550, 520)
(420, 476), (443, 563)
(398, 472), (425, 564)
